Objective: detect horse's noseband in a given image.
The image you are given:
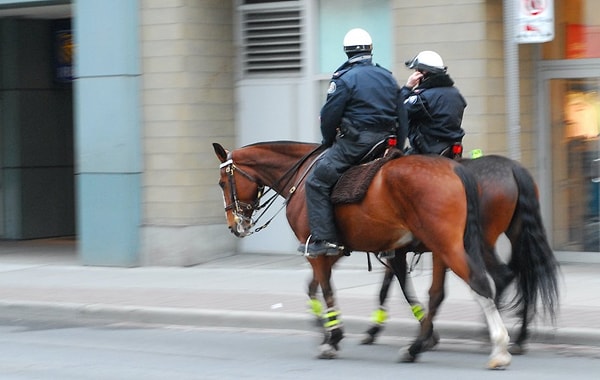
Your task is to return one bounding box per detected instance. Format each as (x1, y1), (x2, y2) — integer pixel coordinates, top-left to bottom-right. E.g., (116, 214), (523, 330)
(219, 159), (263, 231)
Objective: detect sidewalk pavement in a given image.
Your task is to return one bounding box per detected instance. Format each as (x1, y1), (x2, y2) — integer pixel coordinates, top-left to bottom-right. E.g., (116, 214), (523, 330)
(0, 239), (599, 349)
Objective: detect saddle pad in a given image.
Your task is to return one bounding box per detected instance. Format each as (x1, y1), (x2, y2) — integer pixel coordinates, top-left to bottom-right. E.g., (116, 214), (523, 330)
(331, 149), (403, 205)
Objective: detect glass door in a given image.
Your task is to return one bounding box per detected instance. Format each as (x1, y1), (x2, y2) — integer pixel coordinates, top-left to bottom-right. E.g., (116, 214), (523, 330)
(548, 77), (600, 252)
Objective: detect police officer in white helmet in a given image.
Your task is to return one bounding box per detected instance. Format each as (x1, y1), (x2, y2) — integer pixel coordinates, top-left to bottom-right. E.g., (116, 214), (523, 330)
(300, 28), (408, 257)
(402, 51), (466, 157)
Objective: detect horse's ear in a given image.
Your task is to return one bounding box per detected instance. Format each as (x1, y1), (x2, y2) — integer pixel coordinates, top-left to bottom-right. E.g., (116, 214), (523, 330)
(213, 143), (229, 163)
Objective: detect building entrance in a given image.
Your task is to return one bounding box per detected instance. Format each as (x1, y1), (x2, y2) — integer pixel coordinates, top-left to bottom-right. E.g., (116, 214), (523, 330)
(0, 12), (74, 240)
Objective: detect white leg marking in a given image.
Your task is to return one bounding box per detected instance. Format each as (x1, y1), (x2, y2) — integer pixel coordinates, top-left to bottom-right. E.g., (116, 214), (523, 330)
(472, 291), (512, 369)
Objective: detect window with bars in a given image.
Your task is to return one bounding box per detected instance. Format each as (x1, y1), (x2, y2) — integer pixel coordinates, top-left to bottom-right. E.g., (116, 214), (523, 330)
(240, 2), (303, 75)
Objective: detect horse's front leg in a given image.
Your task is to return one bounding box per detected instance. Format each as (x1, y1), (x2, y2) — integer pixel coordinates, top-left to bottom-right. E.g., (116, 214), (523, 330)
(401, 254), (446, 363)
(309, 255), (344, 359)
(306, 255), (343, 327)
(306, 274), (323, 328)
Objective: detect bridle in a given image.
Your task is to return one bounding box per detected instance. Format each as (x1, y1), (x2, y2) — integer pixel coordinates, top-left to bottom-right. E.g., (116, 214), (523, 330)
(218, 146), (323, 235)
(219, 158), (267, 234)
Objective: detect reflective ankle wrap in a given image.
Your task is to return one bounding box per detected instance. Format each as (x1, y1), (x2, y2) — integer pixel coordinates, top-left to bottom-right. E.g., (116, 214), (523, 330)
(323, 308), (342, 330)
(307, 298), (323, 317)
(411, 304), (425, 322)
(370, 307), (388, 325)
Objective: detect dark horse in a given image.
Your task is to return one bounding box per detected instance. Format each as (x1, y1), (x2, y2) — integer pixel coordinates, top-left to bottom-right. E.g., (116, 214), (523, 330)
(358, 155), (560, 355)
(213, 141), (511, 369)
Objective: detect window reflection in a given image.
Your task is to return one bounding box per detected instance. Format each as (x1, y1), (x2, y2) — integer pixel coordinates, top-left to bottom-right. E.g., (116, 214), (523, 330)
(564, 90), (600, 139)
(558, 80), (600, 252)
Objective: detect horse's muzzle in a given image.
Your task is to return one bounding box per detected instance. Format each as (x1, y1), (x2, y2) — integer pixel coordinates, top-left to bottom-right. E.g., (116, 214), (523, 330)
(230, 226), (248, 238)
(230, 215), (252, 237)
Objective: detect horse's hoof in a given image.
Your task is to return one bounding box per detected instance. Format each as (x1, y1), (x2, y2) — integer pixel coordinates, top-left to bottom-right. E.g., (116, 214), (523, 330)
(361, 325), (380, 345)
(328, 327), (344, 347)
(509, 343), (527, 355)
(487, 352), (511, 369)
(399, 347), (418, 363)
(421, 331), (440, 351)
(360, 334), (375, 345)
(318, 344), (338, 359)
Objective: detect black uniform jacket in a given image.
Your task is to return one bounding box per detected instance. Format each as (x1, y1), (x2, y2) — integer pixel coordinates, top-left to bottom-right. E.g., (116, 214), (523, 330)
(400, 72), (466, 153)
(320, 55), (408, 147)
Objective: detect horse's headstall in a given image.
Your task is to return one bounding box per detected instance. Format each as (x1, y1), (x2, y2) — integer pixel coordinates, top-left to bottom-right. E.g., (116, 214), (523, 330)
(219, 158), (262, 213)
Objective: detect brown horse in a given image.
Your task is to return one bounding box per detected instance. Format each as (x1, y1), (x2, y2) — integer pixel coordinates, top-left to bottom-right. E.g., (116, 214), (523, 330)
(213, 141), (511, 369)
(359, 155), (559, 355)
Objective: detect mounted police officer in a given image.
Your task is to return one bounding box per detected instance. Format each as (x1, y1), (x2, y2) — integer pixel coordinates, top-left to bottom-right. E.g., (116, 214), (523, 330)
(402, 51), (466, 157)
(300, 28), (408, 257)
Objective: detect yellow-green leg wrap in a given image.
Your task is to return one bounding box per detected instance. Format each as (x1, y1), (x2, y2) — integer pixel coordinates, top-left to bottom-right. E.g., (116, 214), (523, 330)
(370, 307), (388, 325)
(323, 308), (342, 330)
(411, 304), (425, 322)
(307, 298), (323, 317)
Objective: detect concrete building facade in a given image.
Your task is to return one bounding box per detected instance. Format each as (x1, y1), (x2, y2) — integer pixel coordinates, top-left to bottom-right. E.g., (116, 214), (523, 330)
(0, 0), (598, 265)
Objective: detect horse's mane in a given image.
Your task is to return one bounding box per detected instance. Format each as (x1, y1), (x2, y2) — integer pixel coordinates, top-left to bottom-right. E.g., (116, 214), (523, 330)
(233, 141), (323, 193)
(244, 140), (319, 149)
(241, 141), (322, 161)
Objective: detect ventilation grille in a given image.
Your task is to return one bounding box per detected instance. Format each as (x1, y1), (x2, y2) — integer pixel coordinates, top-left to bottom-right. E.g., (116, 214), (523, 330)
(241, 6), (302, 75)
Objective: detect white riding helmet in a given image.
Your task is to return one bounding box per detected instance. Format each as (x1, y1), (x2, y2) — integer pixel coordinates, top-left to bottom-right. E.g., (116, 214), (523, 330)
(405, 50), (447, 73)
(343, 28), (373, 56)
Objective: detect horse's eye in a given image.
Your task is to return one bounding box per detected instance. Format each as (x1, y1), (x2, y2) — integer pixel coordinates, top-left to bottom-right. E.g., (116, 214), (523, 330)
(218, 181), (225, 189)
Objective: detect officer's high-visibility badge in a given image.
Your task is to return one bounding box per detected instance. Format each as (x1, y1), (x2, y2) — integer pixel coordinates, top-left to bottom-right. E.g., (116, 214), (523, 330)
(327, 81), (337, 94)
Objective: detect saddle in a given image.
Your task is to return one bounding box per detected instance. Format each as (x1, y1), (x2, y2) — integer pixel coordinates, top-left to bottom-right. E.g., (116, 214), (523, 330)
(331, 146), (403, 205)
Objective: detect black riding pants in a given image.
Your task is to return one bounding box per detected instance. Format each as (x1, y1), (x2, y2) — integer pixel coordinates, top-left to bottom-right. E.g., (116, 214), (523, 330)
(305, 130), (389, 242)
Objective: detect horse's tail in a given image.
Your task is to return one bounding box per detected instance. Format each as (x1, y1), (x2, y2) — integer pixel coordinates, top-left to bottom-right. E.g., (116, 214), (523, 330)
(508, 163), (560, 321)
(453, 165), (491, 296)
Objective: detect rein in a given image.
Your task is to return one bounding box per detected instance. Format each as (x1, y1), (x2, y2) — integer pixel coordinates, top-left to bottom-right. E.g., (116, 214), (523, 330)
(253, 148), (324, 233)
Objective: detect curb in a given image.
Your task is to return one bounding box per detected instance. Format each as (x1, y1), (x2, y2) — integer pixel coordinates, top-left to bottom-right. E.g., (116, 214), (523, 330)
(1, 300), (600, 348)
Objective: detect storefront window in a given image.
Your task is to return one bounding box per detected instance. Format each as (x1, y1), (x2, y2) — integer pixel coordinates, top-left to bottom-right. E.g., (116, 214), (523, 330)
(550, 78), (600, 252)
(542, 0), (600, 59)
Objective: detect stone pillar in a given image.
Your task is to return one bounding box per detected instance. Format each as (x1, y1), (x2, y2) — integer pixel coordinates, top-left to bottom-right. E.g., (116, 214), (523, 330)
(74, 0), (142, 266)
(138, 0), (237, 265)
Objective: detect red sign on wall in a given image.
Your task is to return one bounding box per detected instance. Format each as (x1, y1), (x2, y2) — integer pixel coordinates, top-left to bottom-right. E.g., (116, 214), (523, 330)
(566, 24), (600, 59)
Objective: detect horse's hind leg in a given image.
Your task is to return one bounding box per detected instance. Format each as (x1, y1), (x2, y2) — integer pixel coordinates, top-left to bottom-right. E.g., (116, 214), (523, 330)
(461, 257), (511, 369)
(487, 247), (528, 356)
(402, 254), (446, 363)
(510, 306), (530, 355)
(502, 230), (529, 355)
(471, 289), (511, 369)
(399, 252), (438, 351)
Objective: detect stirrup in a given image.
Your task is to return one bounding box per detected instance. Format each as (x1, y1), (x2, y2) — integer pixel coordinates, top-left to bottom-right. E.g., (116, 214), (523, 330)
(298, 235), (344, 258)
(377, 250), (395, 259)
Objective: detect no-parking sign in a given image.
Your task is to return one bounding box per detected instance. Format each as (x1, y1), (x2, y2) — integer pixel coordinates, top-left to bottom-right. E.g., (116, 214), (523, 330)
(515, 0), (554, 43)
